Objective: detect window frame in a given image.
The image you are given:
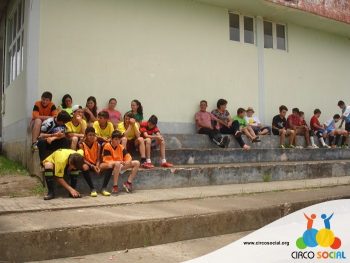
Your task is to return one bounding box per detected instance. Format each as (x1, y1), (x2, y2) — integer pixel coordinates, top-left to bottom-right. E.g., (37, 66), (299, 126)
(229, 11), (256, 45)
(263, 19), (288, 51)
(5, 0), (25, 88)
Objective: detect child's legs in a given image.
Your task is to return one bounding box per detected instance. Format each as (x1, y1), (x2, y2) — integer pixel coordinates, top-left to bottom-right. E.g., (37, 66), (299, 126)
(135, 137), (146, 158)
(247, 126), (257, 138)
(144, 138), (152, 159)
(286, 129), (295, 145)
(279, 129), (286, 145)
(112, 162), (122, 186)
(123, 160), (140, 183)
(32, 119), (42, 143)
(155, 137), (166, 160)
(70, 136), (79, 150)
(82, 164), (95, 190)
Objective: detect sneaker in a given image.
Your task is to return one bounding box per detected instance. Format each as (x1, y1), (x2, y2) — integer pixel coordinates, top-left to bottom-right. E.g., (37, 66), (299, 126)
(288, 145), (296, 149)
(307, 145), (314, 149)
(323, 144), (331, 148)
(90, 190), (98, 197)
(101, 189), (111, 196)
(280, 145), (286, 149)
(43, 193), (55, 200)
(111, 186), (119, 196)
(222, 136), (230, 148)
(296, 146), (303, 149)
(123, 181), (133, 193)
(141, 162), (154, 169)
(161, 162), (174, 168)
(31, 141), (38, 151)
(312, 144), (319, 148)
(252, 137), (261, 143)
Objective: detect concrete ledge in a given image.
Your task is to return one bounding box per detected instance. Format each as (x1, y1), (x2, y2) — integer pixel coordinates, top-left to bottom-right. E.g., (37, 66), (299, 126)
(164, 134), (314, 149)
(1, 185), (349, 261)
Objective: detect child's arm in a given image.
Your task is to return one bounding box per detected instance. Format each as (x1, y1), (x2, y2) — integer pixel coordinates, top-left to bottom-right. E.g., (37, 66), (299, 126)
(55, 177), (80, 197)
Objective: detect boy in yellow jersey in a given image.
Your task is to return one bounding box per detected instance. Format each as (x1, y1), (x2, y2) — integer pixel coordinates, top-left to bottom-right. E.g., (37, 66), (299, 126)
(100, 130), (140, 195)
(93, 111), (114, 143)
(66, 105), (87, 150)
(117, 112), (151, 169)
(42, 148), (84, 200)
(79, 127), (100, 197)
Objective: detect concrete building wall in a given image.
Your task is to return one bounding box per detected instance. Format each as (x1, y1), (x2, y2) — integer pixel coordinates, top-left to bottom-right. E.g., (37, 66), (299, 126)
(38, 0), (259, 133)
(264, 23), (350, 124)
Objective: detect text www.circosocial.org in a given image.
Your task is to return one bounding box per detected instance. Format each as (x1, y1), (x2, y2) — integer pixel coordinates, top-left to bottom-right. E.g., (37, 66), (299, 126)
(243, 241), (290, 246)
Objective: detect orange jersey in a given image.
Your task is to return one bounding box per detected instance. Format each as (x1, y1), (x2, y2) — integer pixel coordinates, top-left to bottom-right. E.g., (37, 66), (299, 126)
(32, 101), (57, 119)
(81, 141), (100, 165)
(102, 143), (132, 163)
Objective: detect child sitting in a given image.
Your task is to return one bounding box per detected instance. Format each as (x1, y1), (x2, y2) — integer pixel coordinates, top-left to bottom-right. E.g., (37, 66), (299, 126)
(140, 115), (173, 168)
(233, 108), (260, 143)
(42, 148), (84, 200)
(79, 127), (101, 197)
(195, 100), (230, 148)
(66, 105), (87, 150)
(324, 114), (348, 148)
(308, 109), (329, 148)
(37, 111), (72, 161)
(245, 107), (271, 135)
(31, 91), (58, 150)
(99, 130), (140, 195)
(93, 111), (115, 143)
(287, 108), (312, 148)
(272, 105), (296, 148)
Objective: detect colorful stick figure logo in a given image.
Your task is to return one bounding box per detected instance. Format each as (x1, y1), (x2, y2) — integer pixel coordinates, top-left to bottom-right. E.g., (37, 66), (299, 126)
(296, 213), (342, 250)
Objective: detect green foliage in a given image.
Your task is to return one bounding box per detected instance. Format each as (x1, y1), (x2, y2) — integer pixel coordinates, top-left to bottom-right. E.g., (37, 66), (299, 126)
(0, 155), (29, 176)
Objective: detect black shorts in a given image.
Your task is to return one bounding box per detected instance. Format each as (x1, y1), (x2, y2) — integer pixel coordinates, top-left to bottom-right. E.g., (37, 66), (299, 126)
(272, 128), (280, 136)
(345, 123), (350, 132)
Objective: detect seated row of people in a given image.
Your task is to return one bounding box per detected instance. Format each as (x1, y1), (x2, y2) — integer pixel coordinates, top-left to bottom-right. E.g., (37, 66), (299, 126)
(196, 99), (349, 149)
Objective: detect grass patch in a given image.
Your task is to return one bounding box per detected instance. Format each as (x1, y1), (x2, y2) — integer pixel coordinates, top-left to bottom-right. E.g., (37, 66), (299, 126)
(0, 155), (29, 176)
(31, 183), (46, 196)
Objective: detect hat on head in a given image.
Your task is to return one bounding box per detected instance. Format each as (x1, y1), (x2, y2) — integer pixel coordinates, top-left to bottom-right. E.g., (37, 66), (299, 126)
(72, 105), (82, 113)
(246, 107), (254, 113)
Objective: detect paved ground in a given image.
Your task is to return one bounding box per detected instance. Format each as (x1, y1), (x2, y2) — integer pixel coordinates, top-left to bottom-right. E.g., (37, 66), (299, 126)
(1, 176), (349, 214)
(34, 232), (251, 263)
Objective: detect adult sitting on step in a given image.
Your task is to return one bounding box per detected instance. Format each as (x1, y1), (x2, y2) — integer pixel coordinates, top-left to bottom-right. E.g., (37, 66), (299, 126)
(195, 100), (230, 148)
(211, 99), (250, 150)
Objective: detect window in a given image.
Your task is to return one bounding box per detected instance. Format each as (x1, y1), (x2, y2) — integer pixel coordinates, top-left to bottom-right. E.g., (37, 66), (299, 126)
(229, 12), (255, 45)
(6, 0), (24, 87)
(276, 24), (286, 50)
(264, 20), (287, 51)
(264, 21), (273, 49)
(229, 13), (240, 42)
(244, 17), (254, 44)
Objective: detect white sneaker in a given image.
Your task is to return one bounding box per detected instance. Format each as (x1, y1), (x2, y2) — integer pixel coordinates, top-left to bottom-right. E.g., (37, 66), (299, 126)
(296, 146), (303, 149)
(307, 145), (314, 149)
(323, 144), (331, 148)
(312, 144), (319, 148)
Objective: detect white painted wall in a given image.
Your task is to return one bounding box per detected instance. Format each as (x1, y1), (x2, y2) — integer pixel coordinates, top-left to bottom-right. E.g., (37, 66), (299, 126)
(38, 0), (259, 132)
(264, 23), (350, 125)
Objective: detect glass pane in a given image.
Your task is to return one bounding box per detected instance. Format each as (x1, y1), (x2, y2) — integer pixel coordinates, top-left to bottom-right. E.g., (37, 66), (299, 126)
(229, 13), (240, 42)
(21, 31), (24, 70)
(11, 48), (16, 81)
(244, 16), (254, 44)
(16, 38), (21, 76)
(18, 1), (22, 31)
(13, 11), (17, 41)
(276, 24), (286, 50)
(264, 21), (273, 48)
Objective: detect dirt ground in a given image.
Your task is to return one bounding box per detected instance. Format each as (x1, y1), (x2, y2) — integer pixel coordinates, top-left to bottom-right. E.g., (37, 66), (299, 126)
(0, 175), (43, 197)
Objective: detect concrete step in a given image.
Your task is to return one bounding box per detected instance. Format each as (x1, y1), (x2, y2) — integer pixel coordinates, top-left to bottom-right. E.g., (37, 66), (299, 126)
(36, 232), (251, 263)
(1, 185), (349, 262)
(153, 147), (350, 165)
(52, 159), (350, 193)
(1, 176), (349, 215)
(164, 134), (324, 149)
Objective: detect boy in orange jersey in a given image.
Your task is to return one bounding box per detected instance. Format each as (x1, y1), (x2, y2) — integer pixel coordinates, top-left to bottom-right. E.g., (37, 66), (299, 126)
(31, 91), (58, 150)
(99, 130), (140, 195)
(79, 127), (100, 197)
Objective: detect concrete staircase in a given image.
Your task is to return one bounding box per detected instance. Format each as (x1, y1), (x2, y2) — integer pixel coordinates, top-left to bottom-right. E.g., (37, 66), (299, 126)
(1, 133), (348, 262)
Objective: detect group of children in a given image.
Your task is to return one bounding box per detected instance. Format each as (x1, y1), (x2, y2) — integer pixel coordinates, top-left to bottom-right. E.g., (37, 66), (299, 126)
(31, 92), (173, 200)
(195, 99), (350, 150)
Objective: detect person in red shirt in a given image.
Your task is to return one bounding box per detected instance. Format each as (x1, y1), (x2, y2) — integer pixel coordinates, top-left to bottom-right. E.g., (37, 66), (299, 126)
(31, 92), (58, 150)
(308, 109), (329, 148)
(287, 108), (312, 148)
(139, 115), (173, 168)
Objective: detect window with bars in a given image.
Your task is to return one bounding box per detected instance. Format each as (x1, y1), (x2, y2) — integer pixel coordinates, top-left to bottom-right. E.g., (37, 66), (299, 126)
(6, 0), (24, 87)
